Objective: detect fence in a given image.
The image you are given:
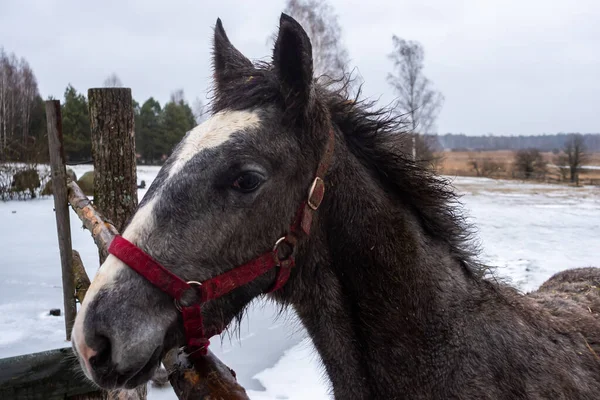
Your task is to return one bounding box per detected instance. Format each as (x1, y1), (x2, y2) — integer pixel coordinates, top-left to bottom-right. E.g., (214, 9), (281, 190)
(0, 89), (140, 399)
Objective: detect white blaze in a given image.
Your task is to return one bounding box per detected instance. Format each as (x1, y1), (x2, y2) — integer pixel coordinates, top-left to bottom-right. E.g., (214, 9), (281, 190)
(168, 109), (261, 178)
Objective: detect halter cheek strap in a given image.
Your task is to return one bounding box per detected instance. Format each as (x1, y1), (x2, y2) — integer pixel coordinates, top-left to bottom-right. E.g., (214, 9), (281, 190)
(108, 128), (335, 359)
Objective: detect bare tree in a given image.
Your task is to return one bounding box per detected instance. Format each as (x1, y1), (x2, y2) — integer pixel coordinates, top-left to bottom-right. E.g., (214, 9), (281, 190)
(564, 133), (588, 185)
(387, 36), (444, 161)
(0, 48), (41, 161)
(0, 51), (18, 156)
(513, 149), (546, 180)
(170, 89), (185, 104)
(554, 153), (570, 181)
(103, 72), (123, 88)
(0, 48), (9, 155)
(469, 157), (505, 178)
(411, 134), (442, 170)
(19, 60), (37, 143)
(271, 0), (355, 89)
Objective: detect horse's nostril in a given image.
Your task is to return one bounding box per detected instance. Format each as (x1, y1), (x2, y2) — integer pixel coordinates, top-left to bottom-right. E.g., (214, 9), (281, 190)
(89, 334), (112, 374)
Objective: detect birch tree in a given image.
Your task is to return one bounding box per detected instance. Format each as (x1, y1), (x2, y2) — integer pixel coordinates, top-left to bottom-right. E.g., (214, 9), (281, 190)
(267, 0), (358, 92)
(387, 36), (444, 161)
(564, 133), (588, 185)
(0, 49), (41, 160)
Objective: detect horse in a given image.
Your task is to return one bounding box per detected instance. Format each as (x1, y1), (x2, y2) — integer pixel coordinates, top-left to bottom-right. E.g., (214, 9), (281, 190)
(71, 13), (600, 399)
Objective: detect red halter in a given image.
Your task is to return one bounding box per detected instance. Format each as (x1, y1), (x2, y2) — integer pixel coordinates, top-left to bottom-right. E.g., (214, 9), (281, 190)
(108, 128), (335, 359)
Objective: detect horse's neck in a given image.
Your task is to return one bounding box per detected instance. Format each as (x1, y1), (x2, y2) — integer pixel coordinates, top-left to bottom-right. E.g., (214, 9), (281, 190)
(290, 148), (480, 399)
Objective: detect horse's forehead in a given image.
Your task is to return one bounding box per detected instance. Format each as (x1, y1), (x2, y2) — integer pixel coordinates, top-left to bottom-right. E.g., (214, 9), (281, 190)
(167, 109), (262, 179)
(126, 109), (263, 242)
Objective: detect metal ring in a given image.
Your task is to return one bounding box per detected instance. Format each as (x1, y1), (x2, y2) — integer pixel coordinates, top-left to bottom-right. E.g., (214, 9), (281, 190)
(272, 235), (297, 265)
(174, 281), (203, 311)
(273, 236), (287, 253)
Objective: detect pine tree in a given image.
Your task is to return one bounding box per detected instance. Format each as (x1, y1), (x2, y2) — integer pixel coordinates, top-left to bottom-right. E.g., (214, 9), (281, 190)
(161, 90), (195, 158)
(137, 97), (164, 163)
(23, 94), (47, 162)
(61, 84), (91, 161)
(29, 95), (46, 140)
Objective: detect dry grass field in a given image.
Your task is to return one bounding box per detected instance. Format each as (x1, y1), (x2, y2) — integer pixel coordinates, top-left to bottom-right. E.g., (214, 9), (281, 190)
(435, 150), (600, 184)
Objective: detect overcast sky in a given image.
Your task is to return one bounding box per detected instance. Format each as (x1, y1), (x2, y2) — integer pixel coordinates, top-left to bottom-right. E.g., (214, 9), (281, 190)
(1, 0), (598, 135)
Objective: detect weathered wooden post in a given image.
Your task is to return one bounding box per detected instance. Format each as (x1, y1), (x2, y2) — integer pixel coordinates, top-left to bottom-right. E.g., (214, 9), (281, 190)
(88, 88), (138, 238)
(46, 100), (77, 340)
(87, 88), (145, 400)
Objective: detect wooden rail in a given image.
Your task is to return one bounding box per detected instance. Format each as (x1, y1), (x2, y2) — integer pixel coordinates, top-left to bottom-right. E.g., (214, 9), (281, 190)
(0, 348), (99, 400)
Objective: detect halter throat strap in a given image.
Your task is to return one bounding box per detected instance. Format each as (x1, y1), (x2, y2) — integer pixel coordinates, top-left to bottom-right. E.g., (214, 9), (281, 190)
(108, 128), (335, 359)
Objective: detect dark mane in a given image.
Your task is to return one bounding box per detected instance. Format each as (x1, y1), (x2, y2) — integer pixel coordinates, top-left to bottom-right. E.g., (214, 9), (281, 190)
(324, 83), (484, 277)
(209, 61), (485, 278)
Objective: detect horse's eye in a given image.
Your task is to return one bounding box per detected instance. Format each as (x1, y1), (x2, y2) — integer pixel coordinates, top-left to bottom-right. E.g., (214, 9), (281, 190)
(231, 172), (263, 193)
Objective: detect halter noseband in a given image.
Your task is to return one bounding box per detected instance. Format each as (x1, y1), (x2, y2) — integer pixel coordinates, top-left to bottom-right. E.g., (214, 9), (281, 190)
(108, 128), (335, 359)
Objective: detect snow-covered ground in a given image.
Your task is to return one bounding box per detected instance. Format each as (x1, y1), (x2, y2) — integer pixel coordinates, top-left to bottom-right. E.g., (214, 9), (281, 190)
(0, 166), (598, 399)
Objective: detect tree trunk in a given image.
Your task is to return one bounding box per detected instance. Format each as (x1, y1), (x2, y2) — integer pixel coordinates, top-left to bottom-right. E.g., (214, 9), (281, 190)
(86, 88), (144, 400)
(88, 88), (137, 238)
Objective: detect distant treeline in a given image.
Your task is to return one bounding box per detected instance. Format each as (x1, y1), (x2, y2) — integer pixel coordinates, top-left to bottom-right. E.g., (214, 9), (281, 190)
(3, 45), (599, 163)
(0, 47), (203, 165)
(434, 133), (600, 152)
(58, 84), (198, 164)
(0, 48), (46, 162)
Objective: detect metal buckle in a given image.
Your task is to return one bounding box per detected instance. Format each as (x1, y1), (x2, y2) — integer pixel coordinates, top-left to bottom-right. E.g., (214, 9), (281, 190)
(307, 177), (325, 210)
(174, 281), (203, 311)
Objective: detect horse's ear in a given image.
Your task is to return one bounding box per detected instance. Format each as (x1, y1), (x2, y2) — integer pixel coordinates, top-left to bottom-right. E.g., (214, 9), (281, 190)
(273, 13), (314, 118)
(212, 18), (253, 93)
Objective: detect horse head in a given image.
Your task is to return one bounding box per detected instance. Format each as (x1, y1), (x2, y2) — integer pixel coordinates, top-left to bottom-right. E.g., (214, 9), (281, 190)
(71, 13), (332, 389)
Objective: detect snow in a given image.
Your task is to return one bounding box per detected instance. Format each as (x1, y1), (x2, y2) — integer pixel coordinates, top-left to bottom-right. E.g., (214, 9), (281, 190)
(0, 166), (599, 399)
(246, 338), (331, 400)
(446, 176), (600, 291)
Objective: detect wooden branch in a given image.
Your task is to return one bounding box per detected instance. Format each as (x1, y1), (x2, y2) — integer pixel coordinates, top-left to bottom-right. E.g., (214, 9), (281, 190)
(162, 349), (249, 400)
(66, 180), (249, 400)
(67, 180), (119, 261)
(0, 348), (102, 400)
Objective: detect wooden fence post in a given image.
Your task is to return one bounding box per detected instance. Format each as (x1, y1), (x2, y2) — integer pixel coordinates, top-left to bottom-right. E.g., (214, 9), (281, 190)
(87, 88), (145, 399)
(46, 100), (77, 340)
(88, 88), (138, 261)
